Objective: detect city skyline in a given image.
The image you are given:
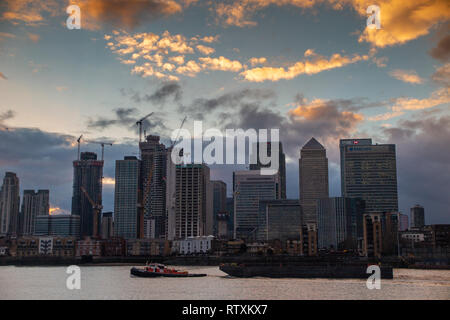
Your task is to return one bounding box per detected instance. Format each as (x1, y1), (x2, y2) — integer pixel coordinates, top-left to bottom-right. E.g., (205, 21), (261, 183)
(0, 0), (449, 224)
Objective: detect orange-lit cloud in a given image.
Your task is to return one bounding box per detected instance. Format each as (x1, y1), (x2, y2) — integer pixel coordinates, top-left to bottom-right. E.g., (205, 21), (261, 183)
(196, 44), (215, 55)
(0, 72), (7, 80)
(198, 56), (243, 72)
(289, 98), (364, 121)
(1, 0), (60, 26)
(27, 32), (40, 43)
(369, 87), (450, 121)
(241, 51), (368, 82)
(389, 69), (424, 84)
(1, 0), (186, 30)
(72, 0), (183, 30)
(214, 0), (450, 48)
(249, 57), (267, 66)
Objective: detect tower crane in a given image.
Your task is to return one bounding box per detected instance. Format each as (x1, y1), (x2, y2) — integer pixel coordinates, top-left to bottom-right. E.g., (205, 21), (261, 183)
(136, 112), (154, 143)
(88, 141), (113, 161)
(138, 116), (186, 238)
(80, 186), (103, 238)
(76, 135), (83, 160)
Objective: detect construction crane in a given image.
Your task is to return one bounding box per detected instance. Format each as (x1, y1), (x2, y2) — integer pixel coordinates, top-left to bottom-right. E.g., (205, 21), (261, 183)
(138, 117), (186, 238)
(170, 116), (187, 149)
(88, 141), (113, 161)
(80, 186), (103, 238)
(136, 112), (154, 143)
(76, 135), (83, 160)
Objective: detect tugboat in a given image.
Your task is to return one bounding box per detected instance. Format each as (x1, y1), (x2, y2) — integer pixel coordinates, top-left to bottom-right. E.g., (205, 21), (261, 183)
(130, 263), (207, 278)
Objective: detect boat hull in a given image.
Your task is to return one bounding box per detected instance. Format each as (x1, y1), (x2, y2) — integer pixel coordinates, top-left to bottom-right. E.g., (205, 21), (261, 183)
(130, 267), (207, 278)
(219, 264), (393, 279)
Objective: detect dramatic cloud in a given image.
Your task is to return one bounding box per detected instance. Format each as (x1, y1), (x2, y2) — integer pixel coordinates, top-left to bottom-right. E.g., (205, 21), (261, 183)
(0, 72), (7, 80)
(389, 69), (424, 84)
(196, 45), (215, 55)
(144, 81), (182, 104)
(431, 63), (450, 87)
(87, 107), (168, 134)
(181, 88), (276, 119)
(382, 114), (450, 223)
(369, 88), (450, 121)
(430, 34), (450, 62)
(1, 0), (185, 30)
(213, 0), (450, 48)
(0, 0), (60, 26)
(0, 125), (137, 212)
(240, 51), (368, 82)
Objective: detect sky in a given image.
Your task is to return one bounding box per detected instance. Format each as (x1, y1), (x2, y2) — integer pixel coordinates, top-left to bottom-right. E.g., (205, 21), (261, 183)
(0, 0), (449, 223)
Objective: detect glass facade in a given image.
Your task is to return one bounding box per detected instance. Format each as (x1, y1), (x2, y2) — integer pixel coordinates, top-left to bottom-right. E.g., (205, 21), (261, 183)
(340, 139), (398, 214)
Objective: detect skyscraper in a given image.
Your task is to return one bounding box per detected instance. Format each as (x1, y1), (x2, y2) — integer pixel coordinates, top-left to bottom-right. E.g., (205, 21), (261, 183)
(410, 204), (425, 229)
(114, 156), (141, 239)
(21, 190), (49, 235)
(212, 180), (227, 236)
(175, 164), (213, 239)
(71, 152), (103, 238)
(317, 197), (365, 250)
(340, 139), (398, 214)
(139, 135), (167, 239)
(299, 138), (329, 224)
(233, 170), (280, 240)
(0, 172), (20, 236)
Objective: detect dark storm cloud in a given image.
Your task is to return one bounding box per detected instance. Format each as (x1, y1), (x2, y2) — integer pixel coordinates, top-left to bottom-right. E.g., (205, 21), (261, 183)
(217, 94), (364, 160)
(120, 81), (182, 105)
(180, 88), (276, 119)
(87, 107), (167, 133)
(382, 115), (450, 224)
(430, 34), (450, 62)
(144, 81), (182, 104)
(0, 126), (137, 213)
(0, 109), (15, 123)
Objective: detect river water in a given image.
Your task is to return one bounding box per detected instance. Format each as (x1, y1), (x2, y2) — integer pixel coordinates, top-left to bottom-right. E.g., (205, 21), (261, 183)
(0, 266), (449, 300)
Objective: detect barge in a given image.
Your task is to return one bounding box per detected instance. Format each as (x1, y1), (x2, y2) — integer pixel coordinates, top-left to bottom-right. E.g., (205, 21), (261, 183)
(219, 263), (393, 279)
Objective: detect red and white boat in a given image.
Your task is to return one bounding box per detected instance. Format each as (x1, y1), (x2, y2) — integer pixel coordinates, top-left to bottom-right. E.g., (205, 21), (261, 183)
(130, 264), (207, 278)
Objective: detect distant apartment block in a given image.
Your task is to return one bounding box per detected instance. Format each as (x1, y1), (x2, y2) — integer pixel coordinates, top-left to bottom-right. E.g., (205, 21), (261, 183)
(20, 190), (49, 236)
(175, 164), (213, 239)
(114, 156), (142, 239)
(71, 152), (104, 238)
(0, 172), (20, 236)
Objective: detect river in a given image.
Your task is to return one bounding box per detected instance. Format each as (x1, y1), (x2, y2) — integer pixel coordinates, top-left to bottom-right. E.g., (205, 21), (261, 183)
(0, 266), (449, 299)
